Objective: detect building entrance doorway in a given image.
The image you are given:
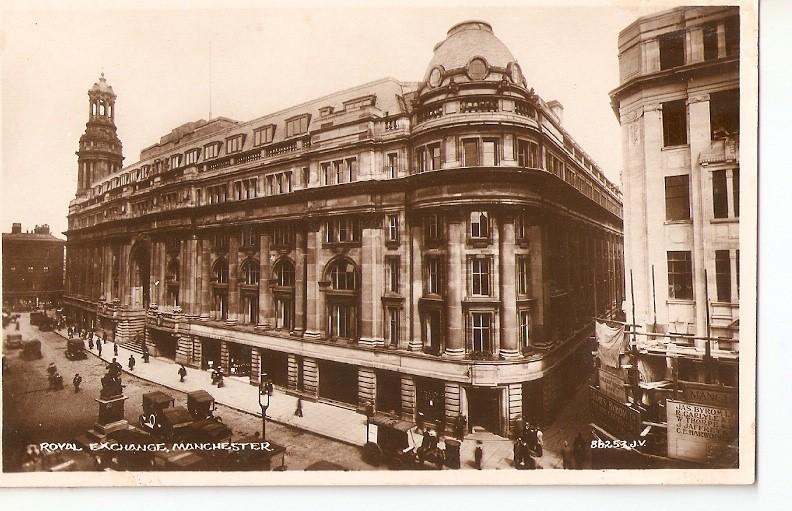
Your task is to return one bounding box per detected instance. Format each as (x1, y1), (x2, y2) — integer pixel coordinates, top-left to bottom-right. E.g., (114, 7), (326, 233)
(260, 349), (289, 387)
(467, 387), (502, 434)
(202, 339), (221, 370)
(318, 360), (358, 406)
(149, 330), (176, 359)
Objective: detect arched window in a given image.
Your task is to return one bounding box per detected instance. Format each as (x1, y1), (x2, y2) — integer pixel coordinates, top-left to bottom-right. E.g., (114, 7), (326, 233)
(212, 259), (228, 284)
(274, 259), (295, 287)
(241, 259), (259, 286)
(329, 260), (357, 290)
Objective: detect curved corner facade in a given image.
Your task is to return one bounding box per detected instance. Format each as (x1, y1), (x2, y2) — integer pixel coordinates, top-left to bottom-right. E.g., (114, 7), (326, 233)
(610, 6), (740, 383)
(64, 21), (623, 437)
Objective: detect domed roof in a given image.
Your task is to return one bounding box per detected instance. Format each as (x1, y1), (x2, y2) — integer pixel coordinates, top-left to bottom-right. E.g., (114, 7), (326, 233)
(425, 21), (515, 78)
(89, 73), (115, 97)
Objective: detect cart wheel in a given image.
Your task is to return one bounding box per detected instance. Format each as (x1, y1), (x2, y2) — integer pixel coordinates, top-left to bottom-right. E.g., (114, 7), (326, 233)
(362, 442), (383, 467)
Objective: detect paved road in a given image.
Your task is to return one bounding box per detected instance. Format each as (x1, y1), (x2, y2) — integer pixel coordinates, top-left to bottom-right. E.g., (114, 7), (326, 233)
(2, 313), (380, 472)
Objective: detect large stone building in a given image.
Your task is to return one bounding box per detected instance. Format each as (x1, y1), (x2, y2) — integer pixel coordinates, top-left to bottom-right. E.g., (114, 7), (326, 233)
(3, 223), (65, 310)
(64, 21), (623, 436)
(610, 6), (740, 384)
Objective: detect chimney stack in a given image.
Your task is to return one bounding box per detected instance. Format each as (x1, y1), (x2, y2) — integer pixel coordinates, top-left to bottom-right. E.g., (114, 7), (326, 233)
(547, 100), (564, 125)
(11, 223), (21, 234)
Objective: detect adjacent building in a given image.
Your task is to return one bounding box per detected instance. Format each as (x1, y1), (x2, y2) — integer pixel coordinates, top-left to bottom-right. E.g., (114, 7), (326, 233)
(610, 5), (740, 383)
(64, 21), (623, 437)
(2, 223), (66, 310)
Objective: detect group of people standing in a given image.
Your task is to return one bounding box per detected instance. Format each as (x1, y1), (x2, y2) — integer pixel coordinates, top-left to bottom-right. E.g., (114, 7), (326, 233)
(513, 423), (544, 469)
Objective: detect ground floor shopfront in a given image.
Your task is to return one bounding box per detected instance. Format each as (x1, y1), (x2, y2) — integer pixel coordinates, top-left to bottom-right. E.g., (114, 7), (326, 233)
(166, 323), (593, 438)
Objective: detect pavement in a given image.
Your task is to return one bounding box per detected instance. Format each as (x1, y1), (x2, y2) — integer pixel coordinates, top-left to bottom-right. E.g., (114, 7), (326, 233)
(53, 326), (594, 470)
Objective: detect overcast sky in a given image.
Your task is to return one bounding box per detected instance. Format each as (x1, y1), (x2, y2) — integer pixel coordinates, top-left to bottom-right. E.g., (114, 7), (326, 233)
(1, 1), (662, 237)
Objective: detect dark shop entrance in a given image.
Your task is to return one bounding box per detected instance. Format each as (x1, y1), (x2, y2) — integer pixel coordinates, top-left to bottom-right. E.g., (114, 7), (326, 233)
(467, 387), (502, 434)
(318, 360), (358, 406)
(202, 338), (222, 370)
(260, 349), (289, 388)
(149, 329), (176, 360)
(415, 376), (445, 428)
(376, 370), (402, 416)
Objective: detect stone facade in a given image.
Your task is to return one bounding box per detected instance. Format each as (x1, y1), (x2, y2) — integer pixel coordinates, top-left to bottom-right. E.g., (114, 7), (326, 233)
(2, 223), (65, 309)
(65, 21), (623, 436)
(611, 6), (740, 383)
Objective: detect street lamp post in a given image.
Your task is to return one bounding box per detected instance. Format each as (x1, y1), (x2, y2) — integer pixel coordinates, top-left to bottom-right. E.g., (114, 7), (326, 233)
(258, 372), (274, 440)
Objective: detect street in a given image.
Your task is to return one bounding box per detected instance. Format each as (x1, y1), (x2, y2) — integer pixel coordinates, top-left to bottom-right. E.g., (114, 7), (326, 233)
(2, 313), (380, 471)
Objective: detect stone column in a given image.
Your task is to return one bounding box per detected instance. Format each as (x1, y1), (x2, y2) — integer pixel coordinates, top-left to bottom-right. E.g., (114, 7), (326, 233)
(257, 231), (272, 329)
(688, 94), (711, 343)
(220, 340), (230, 375)
(500, 215), (519, 358)
(445, 218), (465, 357)
(304, 223), (322, 338)
(359, 215), (384, 347)
(158, 241), (168, 306)
(409, 223), (424, 351)
(226, 233), (239, 325)
(292, 228), (306, 335)
(250, 349), (261, 386)
(200, 239), (211, 320)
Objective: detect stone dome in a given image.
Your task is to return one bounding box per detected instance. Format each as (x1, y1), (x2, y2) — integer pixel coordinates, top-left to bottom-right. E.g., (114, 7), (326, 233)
(424, 21), (515, 79)
(89, 73), (115, 97)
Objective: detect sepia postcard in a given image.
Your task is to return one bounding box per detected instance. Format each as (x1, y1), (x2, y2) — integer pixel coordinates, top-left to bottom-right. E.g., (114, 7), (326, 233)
(0, 0), (757, 486)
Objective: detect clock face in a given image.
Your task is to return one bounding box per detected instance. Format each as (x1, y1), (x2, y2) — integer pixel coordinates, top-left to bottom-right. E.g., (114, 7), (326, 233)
(510, 62), (523, 85)
(428, 67), (443, 88)
(467, 58), (488, 80)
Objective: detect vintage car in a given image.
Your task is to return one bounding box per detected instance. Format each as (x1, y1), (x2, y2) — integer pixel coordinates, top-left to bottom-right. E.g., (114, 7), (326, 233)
(29, 311), (45, 326)
(362, 414), (421, 469)
(4, 333), (23, 350)
(224, 436), (287, 471)
(139, 391), (176, 434)
(187, 390), (219, 420)
(184, 418), (232, 444)
(20, 339), (42, 360)
(65, 338), (88, 360)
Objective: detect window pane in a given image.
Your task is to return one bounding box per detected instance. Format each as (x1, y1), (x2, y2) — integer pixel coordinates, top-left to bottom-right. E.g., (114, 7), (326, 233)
(715, 250), (731, 302)
(667, 251), (693, 300)
(662, 100), (688, 147)
(665, 175), (691, 221)
(712, 170), (729, 218)
(463, 140), (479, 166)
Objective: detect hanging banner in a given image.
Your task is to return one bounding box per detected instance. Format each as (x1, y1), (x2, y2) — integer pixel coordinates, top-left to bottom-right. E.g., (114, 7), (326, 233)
(596, 321), (628, 368)
(666, 399), (738, 464)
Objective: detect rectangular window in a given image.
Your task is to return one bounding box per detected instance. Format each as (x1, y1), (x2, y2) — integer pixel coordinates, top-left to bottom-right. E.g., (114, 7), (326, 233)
(517, 140), (539, 168)
(515, 212), (528, 240)
(519, 310), (531, 349)
(241, 226), (256, 248)
(254, 125), (275, 146)
(471, 258), (490, 296)
(517, 255), (531, 295)
(471, 313), (492, 353)
(427, 257), (443, 295)
(330, 304), (355, 339)
(185, 149), (200, 165)
(425, 214), (443, 243)
(286, 116), (309, 138)
(470, 211), (489, 239)
(387, 214), (399, 243)
(710, 89), (739, 139)
(733, 168), (740, 217)
(325, 217), (360, 244)
(416, 147), (426, 173)
(385, 257), (400, 294)
(169, 154), (182, 170)
(226, 135), (244, 154)
(204, 143), (220, 160)
(429, 143), (441, 170)
(667, 251), (693, 300)
(481, 138), (499, 166)
(387, 308), (400, 346)
(703, 23), (719, 61)
(322, 162), (333, 185)
(462, 139), (479, 166)
(275, 298), (293, 330)
(659, 31), (685, 70)
(665, 175), (691, 221)
(712, 170), (729, 218)
(386, 153), (398, 178)
(662, 100), (688, 147)
(715, 250), (731, 302)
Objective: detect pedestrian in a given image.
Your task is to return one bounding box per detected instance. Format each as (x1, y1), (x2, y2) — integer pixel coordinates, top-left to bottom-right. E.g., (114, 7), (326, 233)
(513, 439), (522, 468)
(113, 342), (118, 357)
(88, 337), (94, 350)
(474, 440), (484, 470)
(294, 397), (303, 417)
(561, 440), (574, 469)
(178, 364), (187, 383)
(128, 354), (136, 371)
(142, 348), (150, 363)
(73, 373), (82, 392)
(97, 341), (103, 357)
(573, 432), (586, 469)
(67, 327), (73, 339)
(536, 427), (544, 457)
